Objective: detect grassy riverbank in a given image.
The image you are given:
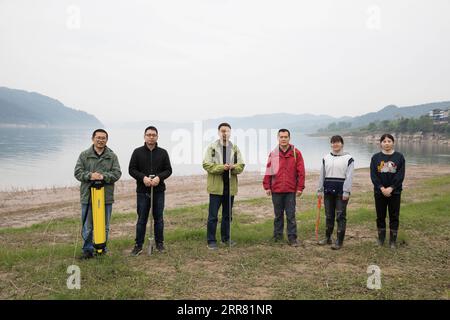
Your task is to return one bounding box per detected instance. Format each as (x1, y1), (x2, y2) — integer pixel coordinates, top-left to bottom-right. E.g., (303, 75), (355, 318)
(0, 170), (449, 299)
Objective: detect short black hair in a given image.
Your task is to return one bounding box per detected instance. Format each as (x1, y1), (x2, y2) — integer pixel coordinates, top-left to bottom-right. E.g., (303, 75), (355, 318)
(380, 133), (395, 143)
(278, 129), (290, 137)
(144, 126), (158, 134)
(218, 122), (231, 130)
(330, 135), (344, 144)
(92, 129), (108, 139)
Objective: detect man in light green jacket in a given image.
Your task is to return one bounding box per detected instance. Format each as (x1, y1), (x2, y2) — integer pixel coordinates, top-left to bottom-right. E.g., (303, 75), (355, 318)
(203, 123), (245, 250)
(74, 129), (122, 259)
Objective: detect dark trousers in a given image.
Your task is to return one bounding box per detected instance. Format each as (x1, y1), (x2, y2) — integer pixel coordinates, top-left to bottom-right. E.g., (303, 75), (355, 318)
(207, 194), (234, 244)
(374, 193), (401, 231)
(324, 194), (348, 236)
(135, 191), (165, 247)
(271, 192), (297, 240)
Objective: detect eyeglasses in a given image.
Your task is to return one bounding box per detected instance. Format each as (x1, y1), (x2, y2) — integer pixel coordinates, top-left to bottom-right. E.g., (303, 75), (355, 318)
(145, 133), (158, 137)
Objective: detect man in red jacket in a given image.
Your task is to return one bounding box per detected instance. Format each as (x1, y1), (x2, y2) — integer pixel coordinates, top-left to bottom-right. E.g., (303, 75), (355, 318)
(263, 129), (305, 246)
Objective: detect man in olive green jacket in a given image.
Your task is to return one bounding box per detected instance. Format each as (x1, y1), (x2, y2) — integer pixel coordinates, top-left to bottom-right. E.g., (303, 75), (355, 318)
(203, 123), (245, 250)
(74, 129), (122, 259)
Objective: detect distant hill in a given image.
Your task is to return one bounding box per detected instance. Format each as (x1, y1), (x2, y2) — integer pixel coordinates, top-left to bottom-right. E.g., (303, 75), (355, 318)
(204, 113), (339, 132)
(349, 101), (450, 128)
(111, 113), (339, 133)
(108, 101), (450, 134)
(0, 87), (103, 128)
(317, 101), (450, 133)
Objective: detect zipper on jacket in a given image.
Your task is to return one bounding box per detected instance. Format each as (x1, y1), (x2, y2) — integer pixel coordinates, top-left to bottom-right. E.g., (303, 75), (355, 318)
(150, 148), (153, 176)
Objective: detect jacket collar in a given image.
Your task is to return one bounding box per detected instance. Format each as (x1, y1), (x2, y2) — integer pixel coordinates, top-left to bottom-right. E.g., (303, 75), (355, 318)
(381, 150), (395, 155)
(330, 149), (345, 157)
(144, 142), (158, 151)
(330, 150), (348, 157)
(214, 139), (234, 149)
(87, 145), (111, 158)
(272, 144), (294, 157)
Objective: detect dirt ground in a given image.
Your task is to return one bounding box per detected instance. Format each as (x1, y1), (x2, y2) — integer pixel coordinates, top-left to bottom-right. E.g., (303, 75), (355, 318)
(1, 165), (450, 229)
(1, 165), (449, 300)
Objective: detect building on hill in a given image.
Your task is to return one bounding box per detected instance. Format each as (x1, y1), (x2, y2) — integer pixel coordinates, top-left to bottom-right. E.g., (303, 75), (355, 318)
(429, 109), (449, 124)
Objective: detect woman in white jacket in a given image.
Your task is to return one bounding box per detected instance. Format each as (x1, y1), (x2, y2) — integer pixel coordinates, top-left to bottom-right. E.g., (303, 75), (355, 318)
(317, 135), (354, 250)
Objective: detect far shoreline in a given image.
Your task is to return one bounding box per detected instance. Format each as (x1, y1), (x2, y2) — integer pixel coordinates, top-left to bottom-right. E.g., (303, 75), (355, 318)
(0, 170), (307, 193)
(308, 132), (450, 144)
(1, 164), (450, 229)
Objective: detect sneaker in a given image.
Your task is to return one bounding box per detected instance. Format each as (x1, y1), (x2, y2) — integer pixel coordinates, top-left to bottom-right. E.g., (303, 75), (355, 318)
(131, 245), (143, 256)
(272, 235), (283, 242)
(288, 238), (299, 247)
(222, 240), (237, 247)
(79, 251), (94, 260)
(156, 242), (165, 252)
(207, 242), (218, 250)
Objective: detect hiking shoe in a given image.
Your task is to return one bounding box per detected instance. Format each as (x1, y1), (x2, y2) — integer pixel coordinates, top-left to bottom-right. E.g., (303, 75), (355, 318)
(272, 235), (283, 242)
(131, 245), (143, 256)
(207, 242), (218, 250)
(79, 251), (94, 260)
(288, 238), (299, 247)
(156, 242), (165, 253)
(222, 240), (237, 247)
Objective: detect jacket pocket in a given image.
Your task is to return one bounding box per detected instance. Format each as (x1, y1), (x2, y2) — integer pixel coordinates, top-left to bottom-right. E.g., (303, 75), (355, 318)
(80, 183), (90, 204)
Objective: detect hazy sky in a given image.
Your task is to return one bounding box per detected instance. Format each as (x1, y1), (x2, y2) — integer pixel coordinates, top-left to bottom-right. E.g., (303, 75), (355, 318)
(1, 0), (449, 123)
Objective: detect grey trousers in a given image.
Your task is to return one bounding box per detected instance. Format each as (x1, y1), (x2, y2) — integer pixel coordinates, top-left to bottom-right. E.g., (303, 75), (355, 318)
(271, 192), (297, 240)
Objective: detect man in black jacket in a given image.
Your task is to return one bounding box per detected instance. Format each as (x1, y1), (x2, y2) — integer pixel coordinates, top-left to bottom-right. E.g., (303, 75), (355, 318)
(129, 126), (172, 255)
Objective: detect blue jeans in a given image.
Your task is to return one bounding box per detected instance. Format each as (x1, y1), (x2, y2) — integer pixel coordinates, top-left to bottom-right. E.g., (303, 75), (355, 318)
(81, 203), (112, 253)
(135, 192), (165, 247)
(207, 194), (234, 244)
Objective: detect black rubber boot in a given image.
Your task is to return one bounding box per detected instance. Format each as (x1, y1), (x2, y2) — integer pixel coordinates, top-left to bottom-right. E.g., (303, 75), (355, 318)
(332, 216), (346, 250)
(389, 230), (398, 249)
(331, 228), (345, 250)
(377, 228), (386, 246)
(318, 226), (333, 245)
